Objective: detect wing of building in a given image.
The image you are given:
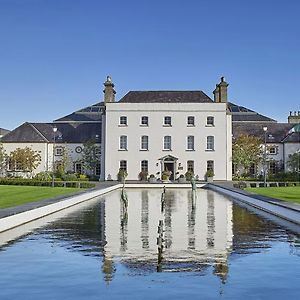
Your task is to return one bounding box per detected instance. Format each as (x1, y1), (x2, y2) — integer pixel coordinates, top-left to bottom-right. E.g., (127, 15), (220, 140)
(1, 76), (299, 179)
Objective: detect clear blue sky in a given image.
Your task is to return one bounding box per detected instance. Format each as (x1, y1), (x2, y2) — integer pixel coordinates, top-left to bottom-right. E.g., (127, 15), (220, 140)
(0, 0), (299, 129)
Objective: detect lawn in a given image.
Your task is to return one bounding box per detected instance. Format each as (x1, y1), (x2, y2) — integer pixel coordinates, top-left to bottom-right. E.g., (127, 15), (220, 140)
(0, 185), (81, 209)
(245, 187), (300, 204)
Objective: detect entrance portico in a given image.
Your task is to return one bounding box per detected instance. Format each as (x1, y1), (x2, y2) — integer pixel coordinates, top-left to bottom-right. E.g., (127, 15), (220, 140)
(159, 155), (178, 181)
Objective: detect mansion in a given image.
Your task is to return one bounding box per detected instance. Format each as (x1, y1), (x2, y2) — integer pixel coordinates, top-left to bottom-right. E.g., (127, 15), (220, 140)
(1, 77), (299, 181)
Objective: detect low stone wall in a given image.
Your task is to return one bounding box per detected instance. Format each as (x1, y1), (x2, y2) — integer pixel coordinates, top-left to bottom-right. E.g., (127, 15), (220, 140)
(209, 184), (300, 225)
(0, 184), (122, 233)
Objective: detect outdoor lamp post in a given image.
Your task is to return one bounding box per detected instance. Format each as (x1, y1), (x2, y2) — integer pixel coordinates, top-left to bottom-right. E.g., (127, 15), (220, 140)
(263, 126), (268, 187)
(52, 126), (58, 188)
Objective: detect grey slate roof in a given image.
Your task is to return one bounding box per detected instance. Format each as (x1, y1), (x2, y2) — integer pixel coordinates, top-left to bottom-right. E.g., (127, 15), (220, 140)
(0, 128), (10, 137)
(119, 91), (214, 103)
(232, 122), (296, 143)
(54, 102), (104, 122)
(228, 102), (276, 122)
(2, 122), (101, 143)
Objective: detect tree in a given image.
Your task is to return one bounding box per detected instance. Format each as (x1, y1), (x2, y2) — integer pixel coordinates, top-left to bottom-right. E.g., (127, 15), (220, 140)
(82, 140), (100, 176)
(232, 134), (263, 175)
(0, 143), (7, 177)
(54, 145), (72, 177)
(9, 147), (41, 176)
(287, 152), (300, 173)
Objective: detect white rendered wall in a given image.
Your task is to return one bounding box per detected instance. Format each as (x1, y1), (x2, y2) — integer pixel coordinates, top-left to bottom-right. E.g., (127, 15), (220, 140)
(105, 102), (231, 180)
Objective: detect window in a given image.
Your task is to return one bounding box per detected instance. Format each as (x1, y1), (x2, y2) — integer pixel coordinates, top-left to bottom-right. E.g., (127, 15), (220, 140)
(74, 163), (83, 174)
(120, 160), (127, 172)
(141, 116), (149, 126)
(141, 135), (149, 150)
(207, 116), (214, 126)
(95, 147), (101, 157)
(269, 147), (277, 155)
(141, 160), (148, 172)
(249, 163), (256, 176)
(55, 147), (63, 156)
(187, 160), (194, 173)
(95, 163), (101, 176)
(119, 135), (127, 150)
(207, 160), (214, 172)
(206, 136), (214, 150)
(269, 161), (277, 175)
(163, 136), (172, 150)
(119, 116), (127, 126)
(164, 116), (172, 126)
(187, 116), (195, 126)
(187, 136), (194, 150)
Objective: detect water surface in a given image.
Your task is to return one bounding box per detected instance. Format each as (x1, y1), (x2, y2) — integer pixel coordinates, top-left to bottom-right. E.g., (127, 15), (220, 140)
(0, 188), (299, 299)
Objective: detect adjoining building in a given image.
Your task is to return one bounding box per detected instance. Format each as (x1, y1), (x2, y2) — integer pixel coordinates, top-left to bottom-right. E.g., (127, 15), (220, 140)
(0, 128), (10, 140)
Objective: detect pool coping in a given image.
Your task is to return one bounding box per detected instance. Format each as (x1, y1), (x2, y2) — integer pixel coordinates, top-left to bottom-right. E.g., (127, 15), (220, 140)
(1, 181), (299, 233)
(208, 183), (300, 225)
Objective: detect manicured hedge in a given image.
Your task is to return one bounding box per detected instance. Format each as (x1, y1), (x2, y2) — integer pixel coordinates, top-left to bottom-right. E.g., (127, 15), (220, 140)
(0, 178), (95, 188)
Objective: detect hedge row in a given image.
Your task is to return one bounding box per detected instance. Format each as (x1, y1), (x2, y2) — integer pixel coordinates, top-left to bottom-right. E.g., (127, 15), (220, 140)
(0, 178), (95, 189)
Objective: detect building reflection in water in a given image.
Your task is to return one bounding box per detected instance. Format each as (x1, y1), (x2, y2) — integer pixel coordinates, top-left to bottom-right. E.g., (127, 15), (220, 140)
(104, 188), (233, 282)
(6, 188), (298, 284)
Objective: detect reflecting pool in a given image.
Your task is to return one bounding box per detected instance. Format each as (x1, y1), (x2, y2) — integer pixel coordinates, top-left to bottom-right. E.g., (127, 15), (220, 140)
(0, 188), (299, 299)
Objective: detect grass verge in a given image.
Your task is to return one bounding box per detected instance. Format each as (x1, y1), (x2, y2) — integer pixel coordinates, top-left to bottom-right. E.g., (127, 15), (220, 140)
(245, 187), (300, 204)
(0, 185), (81, 209)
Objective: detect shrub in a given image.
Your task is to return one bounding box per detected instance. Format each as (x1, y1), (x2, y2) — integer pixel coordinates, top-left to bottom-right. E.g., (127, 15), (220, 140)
(62, 173), (78, 181)
(138, 171), (148, 181)
(205, 170), (214, 178)
(185, 171), (194, 181)
(34, 171), (52, 181)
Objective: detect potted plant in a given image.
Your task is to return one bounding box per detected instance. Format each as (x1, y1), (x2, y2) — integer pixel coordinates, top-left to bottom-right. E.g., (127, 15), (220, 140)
(185, 171), (194, 181)
(138, 171), (148, 181)
(149, 174), (156, 183)
(162, 170), (171, 182)
(117, 169), (128, 182)
(205, 170), (214, 182)
(178, 174), (185, 183)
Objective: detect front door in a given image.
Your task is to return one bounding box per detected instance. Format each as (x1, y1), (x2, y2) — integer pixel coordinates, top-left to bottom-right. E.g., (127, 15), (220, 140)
(164, 162), (175, 180)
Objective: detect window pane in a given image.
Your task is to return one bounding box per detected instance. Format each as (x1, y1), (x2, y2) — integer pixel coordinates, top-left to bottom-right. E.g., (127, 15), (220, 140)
(141, 160), (148, 172)
(164, 136), (171, 150)
(141, 116), (148, 126)
(206, 136), (214, 150)
(187, 136), (194, 150)
(164, 116), (172, 126)
(120, 136), (127, 150)
(120, 116), (127, 125)
(141, 136), (149, 150)
(207, 160), (214, 172)
(207, 116), (214, 126)
(187, 116), (195, 126)
(120, 160), (127, 171)
(187, 160), (194, 173)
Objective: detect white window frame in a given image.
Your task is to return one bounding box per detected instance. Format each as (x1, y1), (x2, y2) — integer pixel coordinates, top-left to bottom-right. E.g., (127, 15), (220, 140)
(164, 116), (172, 126)
(163, 136), (172, 150)
(187, 136), (195, 150)
(187, 116), (195, 126)
(119, 116), (127, 126)
(141, 116), (149, 126)
(141, 160), (148, 172)
(119, 135), (127, 150)
(141, 135), (149, 150)
(206, 116), (214, 126)
(206, 136), (214, 151)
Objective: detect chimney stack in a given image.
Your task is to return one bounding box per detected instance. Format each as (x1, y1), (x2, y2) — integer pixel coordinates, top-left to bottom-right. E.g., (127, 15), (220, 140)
(288, 110), (300, 124)
(214, 77), (229, 103)
(103, 76), (116, 103)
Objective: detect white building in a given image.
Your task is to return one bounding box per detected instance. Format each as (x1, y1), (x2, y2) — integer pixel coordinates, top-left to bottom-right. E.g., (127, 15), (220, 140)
(102, 76), (232, 181)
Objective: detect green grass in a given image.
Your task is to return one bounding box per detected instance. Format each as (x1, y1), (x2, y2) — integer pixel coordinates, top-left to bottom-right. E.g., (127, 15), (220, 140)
(245, 187), (300, 204)
(0, 185), (81, 209)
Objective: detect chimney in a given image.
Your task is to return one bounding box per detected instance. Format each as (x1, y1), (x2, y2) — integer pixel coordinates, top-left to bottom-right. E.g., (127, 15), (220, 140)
(103, 76), (116, 103)
(288, 110), (300, 124)
(214, 77), (229, 103)
(213, 84), (220, 102)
